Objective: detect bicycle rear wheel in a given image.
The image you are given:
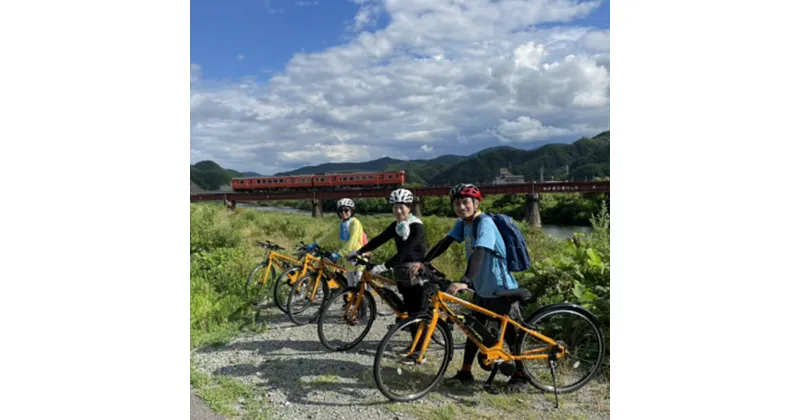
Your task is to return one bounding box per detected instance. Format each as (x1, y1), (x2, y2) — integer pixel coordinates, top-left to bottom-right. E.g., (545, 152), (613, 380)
(515, 303), (605, 394)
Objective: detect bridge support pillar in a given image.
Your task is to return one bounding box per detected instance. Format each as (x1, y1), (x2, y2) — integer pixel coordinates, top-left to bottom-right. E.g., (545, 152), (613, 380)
(411, 196), (423, 218)
(225, 200), (236, 212)
(311, 199), (323, 218)
(524, 194), (542, 228)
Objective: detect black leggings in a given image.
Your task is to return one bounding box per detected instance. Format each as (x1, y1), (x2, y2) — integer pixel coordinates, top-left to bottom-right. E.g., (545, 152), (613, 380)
(396, 283), (425, 323)
(461, 294), (524, 372)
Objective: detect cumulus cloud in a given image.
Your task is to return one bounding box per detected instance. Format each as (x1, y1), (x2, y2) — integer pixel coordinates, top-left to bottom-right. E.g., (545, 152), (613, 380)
(191, 0), (610, 175)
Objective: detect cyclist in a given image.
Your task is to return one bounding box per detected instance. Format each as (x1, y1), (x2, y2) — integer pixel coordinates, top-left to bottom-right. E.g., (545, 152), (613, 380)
(423, 183), (528, 392)
(334, 198), (368, 288)
(348, 188), (427, 360)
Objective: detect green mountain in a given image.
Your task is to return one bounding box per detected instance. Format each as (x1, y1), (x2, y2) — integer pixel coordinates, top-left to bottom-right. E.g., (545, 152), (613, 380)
(429, 131), (609, 184)
(190, 131), (609, 190)
(190, 160), (242, 191)
(273, 157), (407, 176)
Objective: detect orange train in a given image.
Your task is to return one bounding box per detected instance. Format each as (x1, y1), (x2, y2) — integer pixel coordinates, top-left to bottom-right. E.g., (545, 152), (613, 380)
(231, 170), (406, 192)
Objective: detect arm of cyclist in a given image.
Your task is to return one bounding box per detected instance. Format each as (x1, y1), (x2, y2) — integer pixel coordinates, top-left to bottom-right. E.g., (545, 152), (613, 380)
(423, 235), (455, 262)
(350, 222), (394, 258)
(446, 247), (487, 295)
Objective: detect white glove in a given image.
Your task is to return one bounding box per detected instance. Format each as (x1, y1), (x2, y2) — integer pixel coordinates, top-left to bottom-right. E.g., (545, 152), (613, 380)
(370, 264), (387, 275)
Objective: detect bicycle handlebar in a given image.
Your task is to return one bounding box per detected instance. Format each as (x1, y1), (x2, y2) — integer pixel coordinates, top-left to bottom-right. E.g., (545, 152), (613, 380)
(257, 240), (284, 251)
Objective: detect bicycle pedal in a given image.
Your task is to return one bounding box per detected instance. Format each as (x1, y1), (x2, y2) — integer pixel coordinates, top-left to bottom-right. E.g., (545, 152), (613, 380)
(499, 361), (516, 377)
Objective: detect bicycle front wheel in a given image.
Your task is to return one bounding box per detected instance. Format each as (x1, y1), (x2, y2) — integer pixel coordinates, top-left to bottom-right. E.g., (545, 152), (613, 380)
(245, 263), (276, 306)
(286, 274), (331, 325)
(317, 287), (376, 351)
(273, 267), (301, 313)
(373, 316), (452, 402)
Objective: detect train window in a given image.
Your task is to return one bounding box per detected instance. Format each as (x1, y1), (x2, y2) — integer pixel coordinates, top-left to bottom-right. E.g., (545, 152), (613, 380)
(349, 177), (354, 180)
(388, 175), (393, 179)
(369, 176), (373, 180)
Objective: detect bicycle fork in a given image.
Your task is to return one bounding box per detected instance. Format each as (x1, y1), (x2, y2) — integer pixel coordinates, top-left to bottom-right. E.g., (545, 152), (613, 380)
(483, 348), (561, 409)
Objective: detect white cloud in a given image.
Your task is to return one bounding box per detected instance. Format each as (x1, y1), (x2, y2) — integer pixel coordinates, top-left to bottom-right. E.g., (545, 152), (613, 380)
(296, 1), (319, 6)
(236, 54), (245, 61)
(191, 0), (610, 175)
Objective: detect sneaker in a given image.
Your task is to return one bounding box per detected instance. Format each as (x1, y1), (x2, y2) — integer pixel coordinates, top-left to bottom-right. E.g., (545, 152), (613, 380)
(444, 370), (475, 386)
(502, 372), (530, 393)
(399, 351), (426, 365)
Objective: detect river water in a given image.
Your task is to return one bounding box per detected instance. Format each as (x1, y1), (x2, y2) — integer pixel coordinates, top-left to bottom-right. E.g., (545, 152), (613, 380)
(237, 203), (593, 239)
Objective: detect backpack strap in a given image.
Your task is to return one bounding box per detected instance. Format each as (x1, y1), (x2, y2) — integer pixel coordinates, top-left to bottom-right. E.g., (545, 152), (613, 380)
(466, 213), (510, 293)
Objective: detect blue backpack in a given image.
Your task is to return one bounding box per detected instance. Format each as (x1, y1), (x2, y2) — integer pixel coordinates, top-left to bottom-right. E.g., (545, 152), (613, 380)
(467, 213), (532, 273)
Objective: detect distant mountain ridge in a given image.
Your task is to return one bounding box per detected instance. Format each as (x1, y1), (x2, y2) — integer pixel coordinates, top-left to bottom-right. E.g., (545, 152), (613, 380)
(190, 131), (609, 191)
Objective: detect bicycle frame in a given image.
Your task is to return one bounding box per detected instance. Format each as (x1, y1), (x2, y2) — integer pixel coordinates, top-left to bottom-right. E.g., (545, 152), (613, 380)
(342, 270), (401, 321)
(258, 249), (304, 285)
(407, 290), (568, 364)
(344, 270), (451, 326)
(299, 255), (349, 302)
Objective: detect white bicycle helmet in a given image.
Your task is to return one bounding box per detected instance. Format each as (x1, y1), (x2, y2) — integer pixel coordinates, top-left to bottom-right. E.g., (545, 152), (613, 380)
(336, 198), (355, 210)
(389, 188), (414, 205)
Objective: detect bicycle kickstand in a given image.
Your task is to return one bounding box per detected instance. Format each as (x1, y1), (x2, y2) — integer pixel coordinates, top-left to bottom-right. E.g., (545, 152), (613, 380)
(548, 349), (560, 409)
(483, 363), (501, 395)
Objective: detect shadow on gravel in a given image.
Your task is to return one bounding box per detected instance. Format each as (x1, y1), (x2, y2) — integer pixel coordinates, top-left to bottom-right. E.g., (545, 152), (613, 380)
(213, 357), (385, 407)
(195, 337), (385, 356)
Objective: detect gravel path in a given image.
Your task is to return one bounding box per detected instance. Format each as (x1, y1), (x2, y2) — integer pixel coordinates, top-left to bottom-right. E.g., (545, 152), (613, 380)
(191, 390), (225, 420)
(191, 304), (609, 420)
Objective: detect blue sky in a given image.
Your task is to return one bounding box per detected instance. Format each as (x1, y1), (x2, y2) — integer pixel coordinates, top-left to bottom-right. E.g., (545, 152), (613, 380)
(191, 0), (610, 175)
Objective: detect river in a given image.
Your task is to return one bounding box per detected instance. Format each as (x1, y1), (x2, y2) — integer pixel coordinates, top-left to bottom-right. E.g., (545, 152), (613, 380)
(236, 203), (593, 239)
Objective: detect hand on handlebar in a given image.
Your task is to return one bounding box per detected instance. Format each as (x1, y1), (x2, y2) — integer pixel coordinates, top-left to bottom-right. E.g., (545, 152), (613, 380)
(369, 264), (388, 275)
(446, 279), (469, 295)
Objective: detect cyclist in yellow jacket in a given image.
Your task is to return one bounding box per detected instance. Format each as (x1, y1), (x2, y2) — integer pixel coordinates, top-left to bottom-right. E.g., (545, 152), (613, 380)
(334, 198), (367, 287)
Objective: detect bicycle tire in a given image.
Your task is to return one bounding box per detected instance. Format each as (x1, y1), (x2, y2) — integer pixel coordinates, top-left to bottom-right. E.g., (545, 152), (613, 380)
(273, 267), (301, 313)
(373, 316), (453, 402)
(244, 263), (276, 306)
(317, 287), (377, 352)
(515, 303), (605, 394)
(286, 274), (331, 325)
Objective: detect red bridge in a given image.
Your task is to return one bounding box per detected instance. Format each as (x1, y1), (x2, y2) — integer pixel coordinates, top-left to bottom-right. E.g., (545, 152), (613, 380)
(190, 180), (609, 227)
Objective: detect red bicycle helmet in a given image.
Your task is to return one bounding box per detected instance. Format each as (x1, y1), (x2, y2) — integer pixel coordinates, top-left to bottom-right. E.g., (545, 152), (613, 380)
(449, 183), (483, 201)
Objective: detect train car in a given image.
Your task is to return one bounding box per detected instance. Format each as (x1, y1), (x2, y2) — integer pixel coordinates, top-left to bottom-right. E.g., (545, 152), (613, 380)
(231, 170), (405, 192)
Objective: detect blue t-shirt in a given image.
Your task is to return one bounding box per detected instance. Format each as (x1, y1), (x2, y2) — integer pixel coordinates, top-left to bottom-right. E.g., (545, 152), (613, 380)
(448, 214), (519, 298)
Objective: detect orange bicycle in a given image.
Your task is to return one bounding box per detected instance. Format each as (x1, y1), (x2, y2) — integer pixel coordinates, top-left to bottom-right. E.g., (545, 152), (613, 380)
(315, 255), (468, 352)
(372, 264), (605, 406)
